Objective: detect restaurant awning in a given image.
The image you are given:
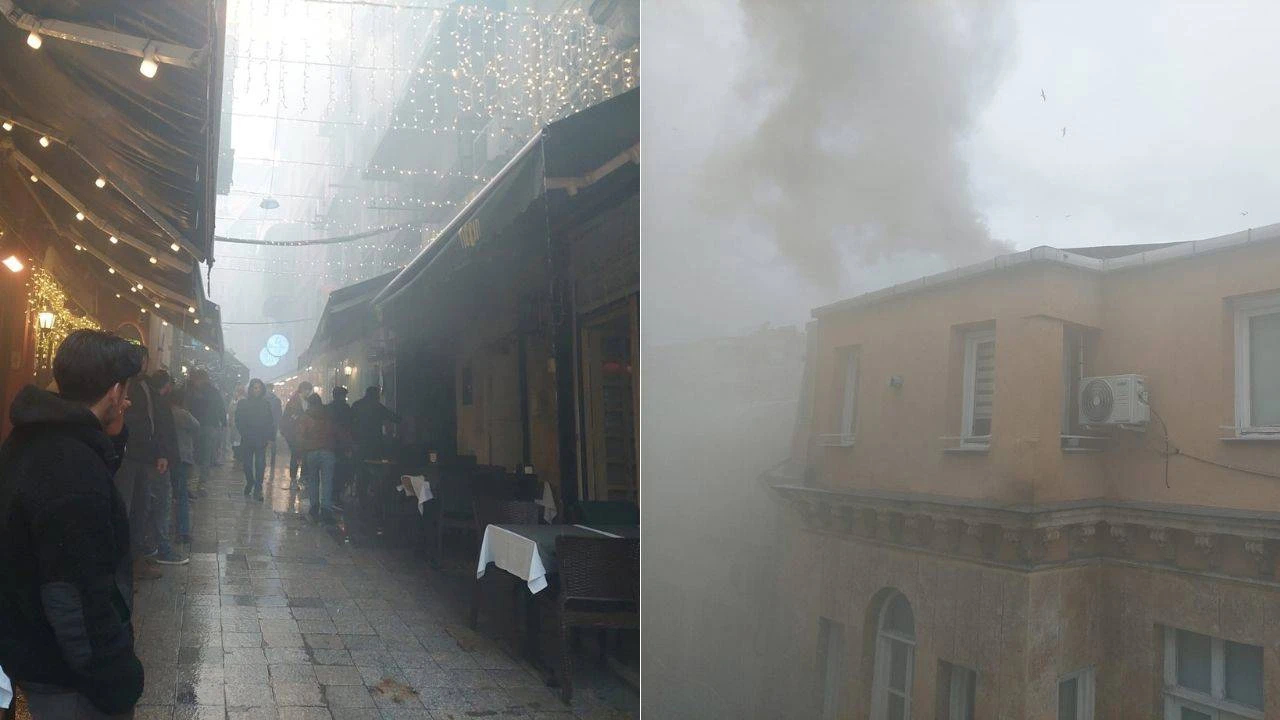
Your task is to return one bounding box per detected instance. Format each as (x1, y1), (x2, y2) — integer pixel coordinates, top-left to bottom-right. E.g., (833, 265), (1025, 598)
(301, 267), (403, 365)
(372, 88), (639, 311)
(0, 0), (226, 348)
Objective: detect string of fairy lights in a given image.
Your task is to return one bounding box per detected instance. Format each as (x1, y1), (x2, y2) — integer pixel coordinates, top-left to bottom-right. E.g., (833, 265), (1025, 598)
(27, 266), (100, 371)
(0, 119), (209, 332)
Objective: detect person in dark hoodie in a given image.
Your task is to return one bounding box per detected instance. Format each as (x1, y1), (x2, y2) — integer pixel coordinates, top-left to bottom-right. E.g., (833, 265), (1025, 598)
(234, 378), (276, 500)
(117, 367), (186, 570)
(0, 329), (147, 718)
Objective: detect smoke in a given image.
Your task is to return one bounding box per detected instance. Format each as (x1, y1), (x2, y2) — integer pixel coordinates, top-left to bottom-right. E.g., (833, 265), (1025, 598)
(704, 0), (1015, 288)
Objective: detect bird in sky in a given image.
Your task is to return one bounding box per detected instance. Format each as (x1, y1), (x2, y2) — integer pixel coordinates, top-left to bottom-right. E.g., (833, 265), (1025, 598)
(1241, 211), (1249, 216)
(1041, 89), (1046, 101)
(1061, 126), (1067, 137)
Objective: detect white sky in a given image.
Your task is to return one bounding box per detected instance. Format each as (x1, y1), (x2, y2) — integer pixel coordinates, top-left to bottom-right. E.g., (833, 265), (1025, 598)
(643, 1), (1280, 344)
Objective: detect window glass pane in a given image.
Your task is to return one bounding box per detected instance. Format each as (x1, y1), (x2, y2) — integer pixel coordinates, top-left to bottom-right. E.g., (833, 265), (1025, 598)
(971, 339), (995, 435)
(1225, 640), (1263, 709)
(1176, 629), (1212, 693)
(884, 594), (915, 638)
(1179, 707), (1211, 720)
(889, 641), (908, 691)
(887, 694), (906, 720)
(842, 351), (858, 434)
(1250, 312), (1280, 427)
(1057, 677), (1078, 720)
(949, 666), (976, 720)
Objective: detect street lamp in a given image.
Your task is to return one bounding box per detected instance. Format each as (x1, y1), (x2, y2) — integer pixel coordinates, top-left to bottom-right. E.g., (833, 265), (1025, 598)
(37, 311), (55, 330)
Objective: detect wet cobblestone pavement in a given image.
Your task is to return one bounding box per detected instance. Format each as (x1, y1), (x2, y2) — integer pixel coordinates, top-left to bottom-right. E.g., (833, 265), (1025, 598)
(127, 460), (638, 720)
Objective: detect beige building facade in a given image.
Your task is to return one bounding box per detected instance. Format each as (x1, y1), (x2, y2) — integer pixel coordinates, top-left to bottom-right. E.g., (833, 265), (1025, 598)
(770, 227), (1280, 719)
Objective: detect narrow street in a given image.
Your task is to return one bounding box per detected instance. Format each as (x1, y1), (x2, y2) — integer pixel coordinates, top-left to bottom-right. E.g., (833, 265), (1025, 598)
(126, 460), (638, 720)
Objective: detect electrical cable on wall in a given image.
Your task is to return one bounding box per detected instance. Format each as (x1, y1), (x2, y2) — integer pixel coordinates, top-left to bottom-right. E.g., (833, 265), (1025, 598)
(1142, 394), (1280, 483)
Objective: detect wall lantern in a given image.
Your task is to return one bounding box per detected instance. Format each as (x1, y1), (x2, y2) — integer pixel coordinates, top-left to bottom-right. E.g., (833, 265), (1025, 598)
(37, 310), (55, 329)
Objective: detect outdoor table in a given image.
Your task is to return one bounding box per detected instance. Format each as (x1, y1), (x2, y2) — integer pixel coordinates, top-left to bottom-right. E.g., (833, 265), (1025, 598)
(474, 522), (639, 669)
(476, 523), (639, 594)
(398, 475), (558, 522)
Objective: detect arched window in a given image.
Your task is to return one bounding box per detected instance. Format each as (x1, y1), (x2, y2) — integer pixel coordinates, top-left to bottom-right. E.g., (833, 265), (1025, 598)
(871, 591), (916, 720)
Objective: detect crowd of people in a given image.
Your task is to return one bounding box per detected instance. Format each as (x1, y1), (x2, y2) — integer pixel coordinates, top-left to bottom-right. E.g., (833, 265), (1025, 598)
(0, 330), (404, 718)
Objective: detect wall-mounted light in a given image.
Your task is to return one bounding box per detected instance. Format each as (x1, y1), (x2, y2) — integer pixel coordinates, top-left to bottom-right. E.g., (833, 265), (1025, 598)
(37, 311), (55, 329)
(2, 255), (24, 273)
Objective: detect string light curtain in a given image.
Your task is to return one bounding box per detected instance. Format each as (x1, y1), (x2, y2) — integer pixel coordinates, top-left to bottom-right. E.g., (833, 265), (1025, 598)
(28, 265), (99, 369)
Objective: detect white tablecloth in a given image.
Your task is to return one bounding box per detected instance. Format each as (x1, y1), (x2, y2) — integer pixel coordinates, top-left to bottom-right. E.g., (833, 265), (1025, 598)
(398, 475), (434, 515)
(476, 525), (550, 593)
(399, 475), (554, 522)
(535, 481), (557, 522)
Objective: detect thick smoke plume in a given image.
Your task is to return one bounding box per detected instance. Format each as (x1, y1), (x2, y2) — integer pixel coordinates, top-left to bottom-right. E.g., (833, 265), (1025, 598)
(705, 0), (1015, 288)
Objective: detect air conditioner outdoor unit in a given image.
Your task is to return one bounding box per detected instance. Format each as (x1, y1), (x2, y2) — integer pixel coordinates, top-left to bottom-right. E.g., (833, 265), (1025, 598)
(1079, 374), (1149, 427)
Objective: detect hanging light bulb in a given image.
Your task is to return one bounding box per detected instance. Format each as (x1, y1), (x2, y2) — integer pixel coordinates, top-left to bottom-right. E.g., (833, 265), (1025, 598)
(95, 177), (107, 189)
(107, 267), (115, 274)
(29, 174), (37, 183)
(153, 302), (160, 309)
(139, 43), (159, 79)
(1, 121), (12, 132)
(26, 31), (42, 49)
(38, 136), (49, 148)
(73, 244), (82, 251)
(187, 306), (195, 313)
(75, 211), (84, 221)
(194, 319), (200, 325)
(109, 236), (118, 244)
(148, 256), (157, 264)
(170, 243), (180, 252)
(130, 286), (137, 293)
(140, 308), (146, 314)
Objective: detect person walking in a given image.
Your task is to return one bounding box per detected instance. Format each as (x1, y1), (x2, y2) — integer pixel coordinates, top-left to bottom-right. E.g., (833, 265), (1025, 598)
(0, 330), (147, 718)
(168, 388), (200, 545)
(329, 386), (354, 503)
(266, 383), (283, 476)
(227, 384), (245, 470)
(282, 381), (313, 483)
(116, 367), (186, 573)
(234, 379), (275, 501)
(186, 369), (226, 497)
(351, 385), (400, 460)
(296, 392), (338, 523)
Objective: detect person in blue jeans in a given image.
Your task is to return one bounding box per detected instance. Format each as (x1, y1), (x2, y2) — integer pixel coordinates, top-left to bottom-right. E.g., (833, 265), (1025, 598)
(168, 389), (200, 544)
(234, 379), (276, 501)
(297, 392), (343, 523)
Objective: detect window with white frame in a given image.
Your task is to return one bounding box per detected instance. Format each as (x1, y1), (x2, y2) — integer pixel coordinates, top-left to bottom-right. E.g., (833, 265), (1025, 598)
(1234, 295), (1280, 434)
(819, 346), (858, 446)
(937, 661), (977, 720)
(962, 330), (996, 445)
(1163, 627), (1263, 720)
(817, 618), (845, 720)
(871, 591), (915, 720)
(1058, 667), (1095, 720)
(1062, 327), (1087, 436)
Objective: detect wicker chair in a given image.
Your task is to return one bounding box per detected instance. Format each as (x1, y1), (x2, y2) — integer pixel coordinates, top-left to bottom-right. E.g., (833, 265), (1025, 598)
(470, 500), (542, 631)
(571, 500), (640, 526)
(432, 470), (475, 563)
(552, 535), (640, 703)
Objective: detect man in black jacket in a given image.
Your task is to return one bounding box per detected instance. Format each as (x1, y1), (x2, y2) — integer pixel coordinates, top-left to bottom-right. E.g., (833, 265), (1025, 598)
(0, 329), (147, 718)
